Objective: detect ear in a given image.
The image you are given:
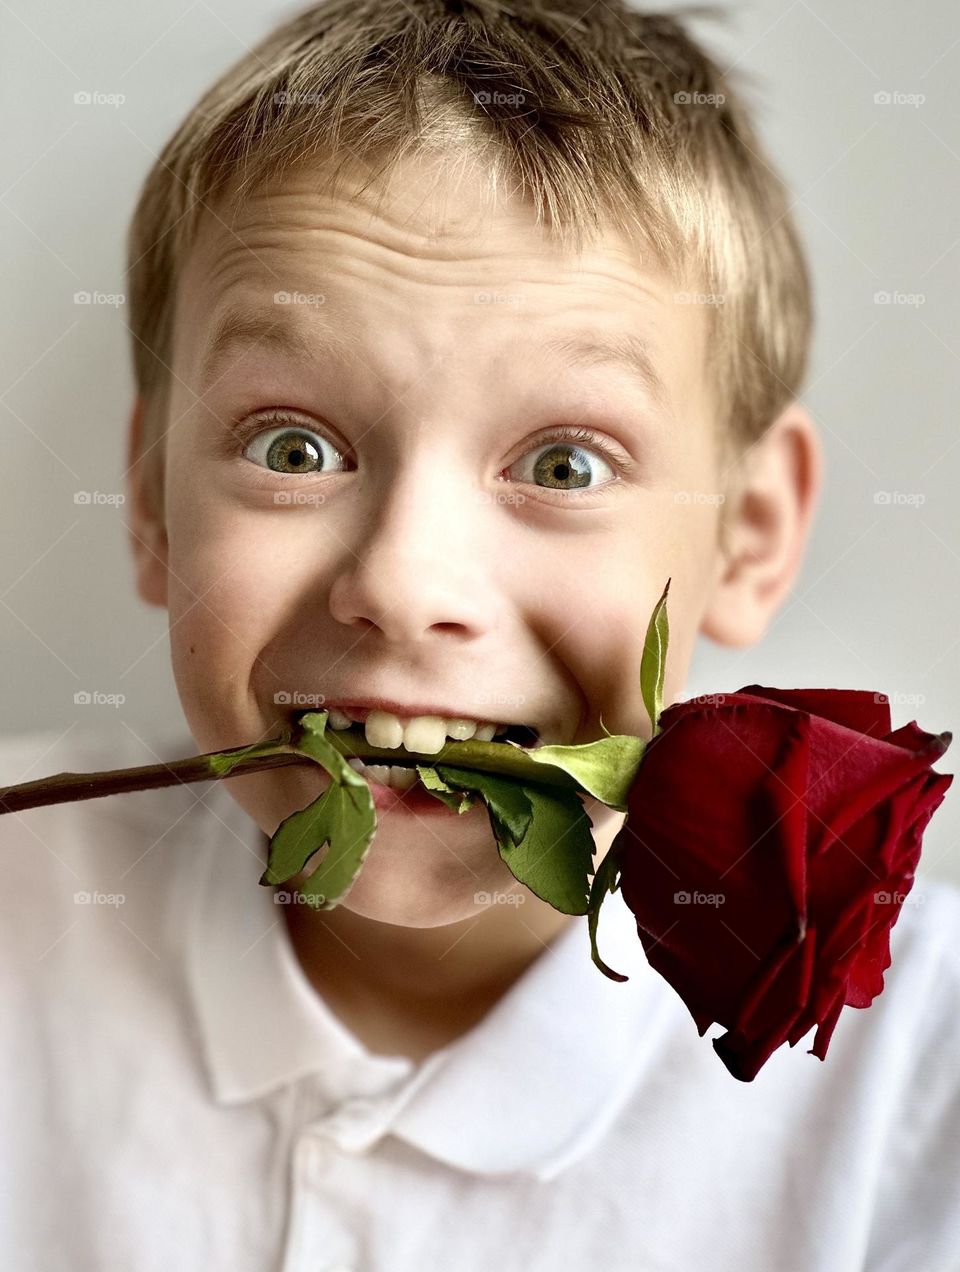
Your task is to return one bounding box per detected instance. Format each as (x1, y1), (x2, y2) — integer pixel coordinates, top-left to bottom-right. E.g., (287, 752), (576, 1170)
(700, 402), (822, 648)
(125, 395), (169, 609)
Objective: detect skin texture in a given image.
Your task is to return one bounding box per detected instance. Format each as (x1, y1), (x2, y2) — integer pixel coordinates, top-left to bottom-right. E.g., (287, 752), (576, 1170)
(126, 150), (822, 1061)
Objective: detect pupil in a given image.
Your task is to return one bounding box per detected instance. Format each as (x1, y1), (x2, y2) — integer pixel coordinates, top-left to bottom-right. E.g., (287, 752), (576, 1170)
(534, 444), (590, 489)
(267, 431), (321, 474)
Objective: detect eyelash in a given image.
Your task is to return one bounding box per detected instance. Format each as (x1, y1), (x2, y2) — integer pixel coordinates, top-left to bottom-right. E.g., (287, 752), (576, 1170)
(224, 409), (631, 497)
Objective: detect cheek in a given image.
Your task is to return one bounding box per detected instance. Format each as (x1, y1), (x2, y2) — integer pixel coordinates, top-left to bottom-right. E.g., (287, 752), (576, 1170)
(528, 498), (717, 740)
(163, 460), (300, 747)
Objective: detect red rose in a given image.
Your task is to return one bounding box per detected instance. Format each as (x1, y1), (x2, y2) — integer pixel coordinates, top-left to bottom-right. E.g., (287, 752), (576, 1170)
(613, 686), (953, 1081)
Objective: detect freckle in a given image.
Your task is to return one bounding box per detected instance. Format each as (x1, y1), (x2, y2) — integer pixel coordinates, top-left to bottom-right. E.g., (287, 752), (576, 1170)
(189, 645), (196, 655)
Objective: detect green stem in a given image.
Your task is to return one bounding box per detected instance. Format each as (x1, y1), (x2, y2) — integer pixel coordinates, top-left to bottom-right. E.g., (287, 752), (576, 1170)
(0, 727), (578, 816)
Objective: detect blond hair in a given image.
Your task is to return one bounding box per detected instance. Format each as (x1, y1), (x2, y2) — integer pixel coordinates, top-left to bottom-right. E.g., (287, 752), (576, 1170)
(126, 0), (812, 520)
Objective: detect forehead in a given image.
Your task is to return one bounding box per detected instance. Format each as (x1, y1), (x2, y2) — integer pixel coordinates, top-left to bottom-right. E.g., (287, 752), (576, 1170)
(174, 153), (710, 425)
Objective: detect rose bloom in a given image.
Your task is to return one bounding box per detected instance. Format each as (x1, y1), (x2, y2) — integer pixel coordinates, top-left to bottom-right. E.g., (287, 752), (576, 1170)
(613, 685), (953, 1081)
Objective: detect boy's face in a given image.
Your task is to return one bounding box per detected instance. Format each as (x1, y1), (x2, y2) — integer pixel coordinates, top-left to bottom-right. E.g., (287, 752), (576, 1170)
(145, 151), (733, 926)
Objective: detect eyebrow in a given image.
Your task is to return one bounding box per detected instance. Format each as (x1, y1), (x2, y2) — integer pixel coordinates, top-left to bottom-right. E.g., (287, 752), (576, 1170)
(197, 308), (670, 411)
(197, 307), (357, 388)
(539, 330), (670, 412)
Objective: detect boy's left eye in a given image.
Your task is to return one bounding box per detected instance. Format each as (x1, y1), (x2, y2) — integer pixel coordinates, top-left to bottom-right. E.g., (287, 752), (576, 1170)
(503, 426), (621, 493)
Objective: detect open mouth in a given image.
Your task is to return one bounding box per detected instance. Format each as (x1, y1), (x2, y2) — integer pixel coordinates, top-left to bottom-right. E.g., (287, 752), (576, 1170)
(288, 711), (542, 754)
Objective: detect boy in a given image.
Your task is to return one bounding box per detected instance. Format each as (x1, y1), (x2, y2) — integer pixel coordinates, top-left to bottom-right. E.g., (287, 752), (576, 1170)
(3, 1), (958, 1268)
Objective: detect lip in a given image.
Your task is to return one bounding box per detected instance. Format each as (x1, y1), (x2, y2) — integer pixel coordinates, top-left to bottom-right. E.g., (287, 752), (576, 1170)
(364, 772), (466, 815)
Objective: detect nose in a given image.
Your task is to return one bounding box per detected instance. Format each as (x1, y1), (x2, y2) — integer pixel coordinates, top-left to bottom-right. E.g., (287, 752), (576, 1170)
(327, 449), (498, 645)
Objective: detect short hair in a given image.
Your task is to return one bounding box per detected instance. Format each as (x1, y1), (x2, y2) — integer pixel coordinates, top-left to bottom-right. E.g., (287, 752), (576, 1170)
(126, 0), (812, 521)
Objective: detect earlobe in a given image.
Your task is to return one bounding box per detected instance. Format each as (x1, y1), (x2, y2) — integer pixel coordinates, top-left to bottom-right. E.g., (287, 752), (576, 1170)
(699, 403), (823, 649)
(125, 395), (169, 609)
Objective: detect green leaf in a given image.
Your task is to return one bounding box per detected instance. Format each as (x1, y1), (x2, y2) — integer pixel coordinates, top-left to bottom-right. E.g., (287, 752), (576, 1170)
(434, 766), (595, 915)
(258, 711), (377, 909)
(587, 841), (629, 982)
(640, 577), (671, 736)
(523, 734), (644, 809)
(416, 765), (479, 814)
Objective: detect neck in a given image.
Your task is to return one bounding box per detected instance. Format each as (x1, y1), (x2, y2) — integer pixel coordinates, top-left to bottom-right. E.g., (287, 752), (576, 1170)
(267, 807), (623, 1061)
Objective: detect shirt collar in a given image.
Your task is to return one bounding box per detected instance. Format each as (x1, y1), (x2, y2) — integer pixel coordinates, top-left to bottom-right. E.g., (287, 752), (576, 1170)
(185, 780), (677, 1180)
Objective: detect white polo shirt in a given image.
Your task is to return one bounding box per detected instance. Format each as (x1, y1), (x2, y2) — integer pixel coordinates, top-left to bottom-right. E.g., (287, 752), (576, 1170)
(2, 722), (959, 1271)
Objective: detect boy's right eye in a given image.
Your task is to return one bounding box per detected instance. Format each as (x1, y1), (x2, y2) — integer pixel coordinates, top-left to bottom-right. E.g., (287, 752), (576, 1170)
(227, 407), (351, 476)
(242, 423), (349, 477)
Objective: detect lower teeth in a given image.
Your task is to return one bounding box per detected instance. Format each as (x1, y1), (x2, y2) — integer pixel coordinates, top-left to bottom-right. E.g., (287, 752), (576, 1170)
(347, 756), (420, 792)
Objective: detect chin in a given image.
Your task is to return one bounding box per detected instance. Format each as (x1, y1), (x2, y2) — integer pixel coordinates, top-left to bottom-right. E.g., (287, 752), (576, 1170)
(330, 831), (520, 928)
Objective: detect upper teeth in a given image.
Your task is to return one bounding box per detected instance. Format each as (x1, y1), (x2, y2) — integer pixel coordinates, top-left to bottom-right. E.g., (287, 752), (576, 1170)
(323, 707), (515, 755)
